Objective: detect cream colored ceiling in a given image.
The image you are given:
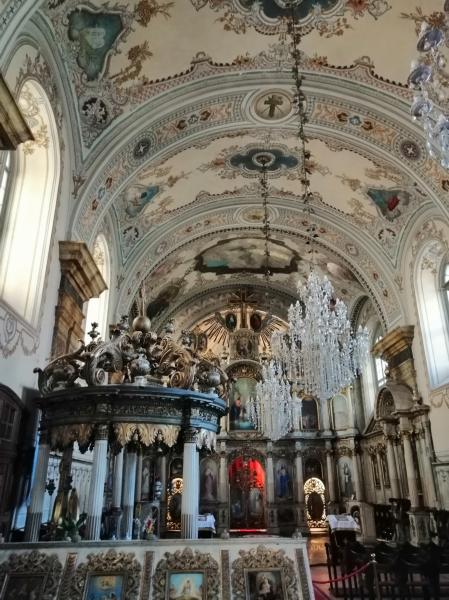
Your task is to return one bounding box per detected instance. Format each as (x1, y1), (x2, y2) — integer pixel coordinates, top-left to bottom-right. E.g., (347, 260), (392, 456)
(23, 0), (448, 327)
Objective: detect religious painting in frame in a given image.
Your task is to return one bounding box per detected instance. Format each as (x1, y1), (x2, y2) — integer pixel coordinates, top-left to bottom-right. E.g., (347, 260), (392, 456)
(152, 548), (220, 600)
(83, 573), (125, 600)
(166, 570), (206, 599)
(245, 568), (286, 600)
(0, 551), (62, 600)
(231, 546), (299, 600)
(226, 363), (261, 434)
(0, 573), (46, 600)
(70, 550), (141, 600)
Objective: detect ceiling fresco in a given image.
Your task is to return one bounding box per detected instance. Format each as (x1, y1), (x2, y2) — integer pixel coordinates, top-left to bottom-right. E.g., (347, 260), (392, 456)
(7, 0), (446, 331)
(109, 133), (430, 263)
(39, 0), (443, 147)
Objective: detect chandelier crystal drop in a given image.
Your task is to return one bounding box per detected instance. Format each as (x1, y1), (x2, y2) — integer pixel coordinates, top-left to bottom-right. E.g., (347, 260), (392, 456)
(271, 272), (370, 402)
(248, 361), (295, 442)
(408, 2), (449, 169)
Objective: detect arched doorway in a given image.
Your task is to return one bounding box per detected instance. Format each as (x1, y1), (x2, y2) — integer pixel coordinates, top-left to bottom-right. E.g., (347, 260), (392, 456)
(229, 456), (266, 531)
(304, 477), (326, 530)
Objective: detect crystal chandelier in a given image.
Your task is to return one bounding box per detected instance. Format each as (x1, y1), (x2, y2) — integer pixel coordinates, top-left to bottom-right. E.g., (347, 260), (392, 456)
(247, 155), (296, 440)
(250, 360), (295, 442)
(268, 2), (369, 403)
(408, 1), (449, 168)
(271, 274), (369, 402)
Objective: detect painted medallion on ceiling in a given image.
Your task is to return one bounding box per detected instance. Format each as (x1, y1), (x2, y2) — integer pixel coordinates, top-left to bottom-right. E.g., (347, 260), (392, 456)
(190, 0), (391, 35)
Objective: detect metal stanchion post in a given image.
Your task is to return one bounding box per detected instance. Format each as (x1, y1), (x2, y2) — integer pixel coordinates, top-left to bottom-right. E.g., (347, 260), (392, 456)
(370, 553), (381, 600)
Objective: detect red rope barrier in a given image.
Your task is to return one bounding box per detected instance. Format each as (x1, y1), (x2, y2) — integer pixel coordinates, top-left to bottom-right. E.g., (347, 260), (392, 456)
(313, 585), (334, 600)
(311, 561), (370, 585)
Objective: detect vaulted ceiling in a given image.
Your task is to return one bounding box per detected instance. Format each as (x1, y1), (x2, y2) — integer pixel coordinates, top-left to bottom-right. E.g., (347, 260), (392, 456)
(4, 0), (448, 330)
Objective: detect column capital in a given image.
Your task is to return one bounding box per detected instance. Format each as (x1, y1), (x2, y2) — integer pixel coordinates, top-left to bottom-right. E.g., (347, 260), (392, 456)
(184, 428), (199, 444)
(96, 424), (109, 441)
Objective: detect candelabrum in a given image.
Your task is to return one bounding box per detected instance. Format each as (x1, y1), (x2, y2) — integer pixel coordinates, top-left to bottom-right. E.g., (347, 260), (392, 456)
(408, 2), (449, 168)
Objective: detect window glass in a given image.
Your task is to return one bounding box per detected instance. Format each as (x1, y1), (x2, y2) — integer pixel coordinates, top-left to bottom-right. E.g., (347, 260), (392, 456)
(0, 81), (60, 326)
(0, 152), (11, 218)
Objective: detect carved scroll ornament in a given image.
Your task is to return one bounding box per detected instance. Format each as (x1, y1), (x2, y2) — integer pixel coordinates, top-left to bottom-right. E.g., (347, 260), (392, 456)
(113, 423), (181, 448)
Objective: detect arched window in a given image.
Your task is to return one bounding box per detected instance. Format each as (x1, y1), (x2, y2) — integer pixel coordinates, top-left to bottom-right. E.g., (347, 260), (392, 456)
(0, 80), (60, 327)
(373, 327), (387, 388)
(415, 244), (449, 388)
(84, 234), (110, 342)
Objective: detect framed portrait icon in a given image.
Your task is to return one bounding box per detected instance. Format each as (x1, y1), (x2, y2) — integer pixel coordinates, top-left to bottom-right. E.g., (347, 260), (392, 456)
(245, 568), (286, 600)
(83, 573), (126, 600)
(166, 570), (206, 599)
(0, 573), (46, 600)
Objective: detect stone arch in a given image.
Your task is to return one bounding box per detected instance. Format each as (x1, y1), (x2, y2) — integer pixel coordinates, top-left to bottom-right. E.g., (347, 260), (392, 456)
(375, 383), (414, 420)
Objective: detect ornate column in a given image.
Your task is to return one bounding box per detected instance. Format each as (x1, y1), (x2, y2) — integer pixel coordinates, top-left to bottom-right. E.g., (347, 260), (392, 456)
(384, 430), (400, 499)
(85, 425), (109, 540)
(401, 430), (419, 508)
(181, 428), (199, 539)
(419, 413), (438, 508)
(352, 446), (364, 501)
(24, 430), (50, 541)
(294, 442), (304, 503)
(266, 442), (275, 504)
(122, 446), (138, 540)
(110, 448), (124, 539)
(135, 451), (143, 503)
(376, 450), (386, 503)
(158, 454), (167, 502)
(218, 441), (228, 530)
(325, 443), (336, 502)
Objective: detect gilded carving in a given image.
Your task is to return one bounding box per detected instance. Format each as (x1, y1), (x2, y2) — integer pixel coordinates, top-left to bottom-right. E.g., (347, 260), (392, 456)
(0, 551), (62, 600)
(152, 547), (220, 600)
(70, 550), (141, 600)
(50, 423), (94, 452)
(231, 545), (299, 600)
(113, 423), (181, 448)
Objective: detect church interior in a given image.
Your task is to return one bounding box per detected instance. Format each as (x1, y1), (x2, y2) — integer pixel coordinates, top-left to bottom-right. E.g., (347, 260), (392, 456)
(1, 0), (449, 598)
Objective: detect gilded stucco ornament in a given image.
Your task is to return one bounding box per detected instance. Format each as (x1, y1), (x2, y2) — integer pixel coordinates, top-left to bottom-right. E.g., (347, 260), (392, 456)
(231, 545), (299, 600)
(113, 423), (181, 448)
(70, 550), (141, 600)
(34, 317), (228, 399)
(0, 550), (63, 600)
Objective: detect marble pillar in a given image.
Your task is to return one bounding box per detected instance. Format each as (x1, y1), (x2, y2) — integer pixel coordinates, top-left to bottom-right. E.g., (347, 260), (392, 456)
(110, 448), (124, 539)
(181, 429), (199, 539)
(401, 431), (419, 508)
(122, 447), (137, 540)
(325, 444), (336, 502)
(266, 445), (275, 504)
(24, 430), (50, 542)
(385, 435), (400, 499)
(352, 450), (363, 501)
(135, 451), (143, 503)
(218, 442), (228, 502)
(85, 425), (109, 540)
(294, 444), (304, 503)
(421, 420), (438, 508)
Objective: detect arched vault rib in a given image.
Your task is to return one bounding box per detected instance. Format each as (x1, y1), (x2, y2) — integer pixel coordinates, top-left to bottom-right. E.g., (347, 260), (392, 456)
(114, 205), (400, 329)
(71, 73), (448, 245)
